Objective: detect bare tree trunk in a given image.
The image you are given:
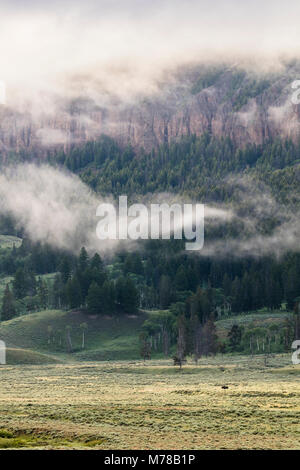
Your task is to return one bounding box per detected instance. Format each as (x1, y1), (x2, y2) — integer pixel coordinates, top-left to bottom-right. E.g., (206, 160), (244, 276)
(66, 331), (73, 352)
(163, 329), (169, 357)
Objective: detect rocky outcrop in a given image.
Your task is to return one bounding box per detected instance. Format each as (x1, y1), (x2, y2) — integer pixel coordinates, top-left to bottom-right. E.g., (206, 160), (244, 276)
(0, 65), (299, 157)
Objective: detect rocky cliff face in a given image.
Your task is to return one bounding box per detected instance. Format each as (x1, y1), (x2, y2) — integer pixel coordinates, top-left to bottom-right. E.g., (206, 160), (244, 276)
(0, 64), (300, 158)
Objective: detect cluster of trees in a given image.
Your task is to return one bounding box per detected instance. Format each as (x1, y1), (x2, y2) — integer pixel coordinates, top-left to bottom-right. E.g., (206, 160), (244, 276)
(49, 134), (300, 205)
(139, 303), (299, 364)
(58, 247), (139, 314)
(139, 308), (218, 366)
(227, 317), (298, 355)
(117, 248), (300, 316)
(0, 245), (140, 321)
(2, 236), (300, 325)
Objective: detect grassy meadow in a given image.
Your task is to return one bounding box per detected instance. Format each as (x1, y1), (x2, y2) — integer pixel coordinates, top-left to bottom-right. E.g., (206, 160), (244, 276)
(0, 355), (299, 450)
(0, 305), (298, 450)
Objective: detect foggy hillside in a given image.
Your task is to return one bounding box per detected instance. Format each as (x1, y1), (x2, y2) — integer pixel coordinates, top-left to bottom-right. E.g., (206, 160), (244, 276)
(1, 62), (300, 156)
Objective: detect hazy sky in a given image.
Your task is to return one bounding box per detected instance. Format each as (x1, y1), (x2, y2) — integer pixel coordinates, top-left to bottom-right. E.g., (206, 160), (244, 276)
(1, 2), (300, 256)
(1, 0), (300, 107)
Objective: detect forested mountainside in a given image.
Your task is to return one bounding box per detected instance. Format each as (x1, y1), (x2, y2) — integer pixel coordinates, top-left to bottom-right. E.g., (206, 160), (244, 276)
(4, 132), (300, 205)
(1, 63), (300, 358)
(1, 61), (300, 157)
(1, 131), (300, 356)
(52, 133), (300, 204)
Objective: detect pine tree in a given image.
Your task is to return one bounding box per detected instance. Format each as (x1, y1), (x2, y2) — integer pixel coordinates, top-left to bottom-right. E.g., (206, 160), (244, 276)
(86, 282), (102, 315)
(1, 284), (16, 321)
(37, 277), (48, 309)
(175, 265), (189, 291)
(59, 256), (72, 284)
(90, 253), (103, 271)
(122, 278), (139, 313)
(66, 276), (82, 309)
(228, 324), (243, 352)
(13, 268), (27, 299)
(159, 275), (172, 308)
(78, 247), (89, 272)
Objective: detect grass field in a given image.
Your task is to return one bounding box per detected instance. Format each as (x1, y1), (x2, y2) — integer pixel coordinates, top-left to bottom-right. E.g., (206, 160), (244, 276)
(0, 307), (298, 450)
(0, 355), (299, 450)
(5, 348), (60, 365)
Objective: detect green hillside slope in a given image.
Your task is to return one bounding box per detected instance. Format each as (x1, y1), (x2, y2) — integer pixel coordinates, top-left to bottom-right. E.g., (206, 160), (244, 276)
(0, 308), (291, 364)
(5, 348), (60, 365)
(0, 309), (147, 361)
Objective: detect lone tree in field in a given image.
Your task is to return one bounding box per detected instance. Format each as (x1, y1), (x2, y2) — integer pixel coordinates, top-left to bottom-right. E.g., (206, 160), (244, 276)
(80, 322), (88, 349)
(66, 325), (73, 352)
(1, 284), (16, 321)
(47, 325), (53, 344)
(139, 332), (151, 362)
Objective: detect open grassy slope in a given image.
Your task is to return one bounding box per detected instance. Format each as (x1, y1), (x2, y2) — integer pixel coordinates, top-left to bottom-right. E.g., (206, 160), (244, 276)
(0, 309), (147, 361)
(5, 348), (60, 365)
(0, 307), (291, 364)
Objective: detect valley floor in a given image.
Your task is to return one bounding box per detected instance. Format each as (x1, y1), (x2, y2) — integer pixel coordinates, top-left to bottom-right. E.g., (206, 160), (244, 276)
(0, 355), (299, 450)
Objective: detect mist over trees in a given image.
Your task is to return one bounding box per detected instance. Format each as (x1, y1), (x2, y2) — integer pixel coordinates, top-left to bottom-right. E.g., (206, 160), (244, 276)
(0, 134), (300, 357)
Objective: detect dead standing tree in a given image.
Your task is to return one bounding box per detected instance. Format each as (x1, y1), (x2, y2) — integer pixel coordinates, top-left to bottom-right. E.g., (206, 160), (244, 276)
(66, 325), (73, 352)
(174, 315), (186, 369)
(139, 332), (152, 363)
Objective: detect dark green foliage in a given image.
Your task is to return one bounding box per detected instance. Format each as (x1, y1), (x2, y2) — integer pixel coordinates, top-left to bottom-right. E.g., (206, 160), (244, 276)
(13, 268), (36, 300)
(1, 285), (16, 321)
(115, 277), (139, 313)
(66, 276), (82, 309)
(78, 247), (89, 272)
(2, 132), (300, 332)
(228, 324), (243, 351)
(86, 281), (102, 315)
(159, 275), (172, 309)
(36, 277), (48, 309)
(59, 256), (72, 284)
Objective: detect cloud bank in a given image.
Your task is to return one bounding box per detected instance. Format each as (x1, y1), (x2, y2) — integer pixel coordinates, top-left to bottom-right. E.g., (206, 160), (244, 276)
(2, 0), (300, 111)
(0, 164), (232, 255)
(0, 163), (299, 259)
